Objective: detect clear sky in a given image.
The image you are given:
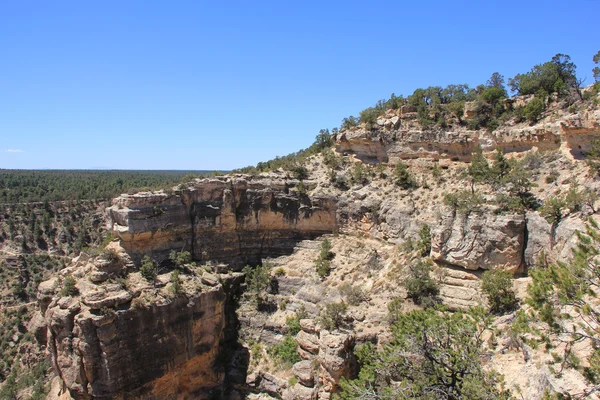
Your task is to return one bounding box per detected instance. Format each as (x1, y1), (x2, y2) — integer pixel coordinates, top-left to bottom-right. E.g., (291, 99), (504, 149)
(1, 1), (599, 170)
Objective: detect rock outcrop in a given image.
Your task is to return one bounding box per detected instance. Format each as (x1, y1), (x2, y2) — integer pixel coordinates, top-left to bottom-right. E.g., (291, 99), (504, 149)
(107, 175), (337, 268)
(37, 248), (245, 400)
(431, 208), (526, 271)
(334, 107), (600, 163)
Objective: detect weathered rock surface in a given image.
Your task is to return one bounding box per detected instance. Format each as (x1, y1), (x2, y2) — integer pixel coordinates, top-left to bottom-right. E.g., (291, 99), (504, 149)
(43, 277), (228, 399)
(431, 208), (526, 270)
(107, 175), (337, 267)
(334, 107), (600, 162)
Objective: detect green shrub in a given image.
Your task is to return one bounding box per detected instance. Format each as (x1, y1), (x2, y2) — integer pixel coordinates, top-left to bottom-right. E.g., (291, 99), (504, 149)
(319, 302), (348, 330)
(169, 270), (183, 295)
(444, 190), (485, 212)
(350, 164), (370, 186)
(60, 275), (78, 297)
(393, 162), (415, 189)
(523, 96), (546, 123)
(403, 259), (440, 308)
(339, 283), (368, 306)
(315, 239), (334, 278)
(286, 305), (308, 335)
(481, 269), (518, 314)
(243, 262), (273, 308)
(169, 250), (192, 267)
(416, 225), (431, 257)
(387, 297), (403, 325)
(140, 256), (157, 282)
(269, 335), (300, 366)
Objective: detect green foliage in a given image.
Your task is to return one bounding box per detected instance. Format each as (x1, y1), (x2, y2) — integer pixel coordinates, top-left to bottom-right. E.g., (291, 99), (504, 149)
(339, 307), (511, 400)
(393, 161), (416, 189)
(444, 190), (485, 213)
(522, 218), (600, 395)
(268, 335), (301, 366)
(60, 274), (78, 297)
(539, 197), (566, 226)
(403, 259), (440, 308)
(315, 239), (334, 278)
(387, 297), (403, 325)
(243, 262), (273, 308)
(140, 256), (157, 282)
(491, 148), (511, 181)
(521, 96), (546, 123)
(319, 301), (348, 330)
(481, 269), (518, 314)
(341, 116), (359, 130)
(468, 145), (491, 185)
(509, 53), (578, 98)
(593, 50), (600, 83)
(286, 305), (308, 335)
(169, 250), (192, 266)
(339, 283), (368, 306)
(417, 224), (432, 257)
(0, 169), (210, 203)
(169, 270), (183, 295)
(235, 129), (332, 174)
(349, 163), (370, 186)
(586, 139), (600, 175)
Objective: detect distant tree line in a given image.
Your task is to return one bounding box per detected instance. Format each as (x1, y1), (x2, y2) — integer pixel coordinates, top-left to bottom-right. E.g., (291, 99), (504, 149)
(0, 169), (224, 204)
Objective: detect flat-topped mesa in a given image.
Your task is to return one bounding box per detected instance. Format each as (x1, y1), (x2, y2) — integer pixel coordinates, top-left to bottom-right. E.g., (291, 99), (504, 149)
(335, 106), (600, 163)
(107, 174), (337, 268)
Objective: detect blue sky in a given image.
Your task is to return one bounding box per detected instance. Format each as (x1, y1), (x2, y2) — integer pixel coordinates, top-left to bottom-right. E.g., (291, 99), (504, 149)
(1, 1), (599, 170)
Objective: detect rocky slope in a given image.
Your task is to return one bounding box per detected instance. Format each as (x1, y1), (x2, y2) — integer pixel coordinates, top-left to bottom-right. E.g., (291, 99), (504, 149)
(28, 92), (600, 400)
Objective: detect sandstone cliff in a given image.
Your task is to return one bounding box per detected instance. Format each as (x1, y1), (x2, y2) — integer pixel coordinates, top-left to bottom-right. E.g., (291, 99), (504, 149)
(107, 175), (337, 268)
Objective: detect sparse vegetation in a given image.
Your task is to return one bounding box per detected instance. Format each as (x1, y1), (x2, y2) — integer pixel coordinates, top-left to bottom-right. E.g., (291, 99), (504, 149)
(481, 268), (518, 314)
(340, 307), (511, 399)
(319, 301), (348, 331)
(403, 259), (440, 308)
(140, 256), (157, 282)
(268, 335), (301, 367)
(339, 283), (368, 306)
(60, 274), (78, 297)
(315, 239), (334, 278)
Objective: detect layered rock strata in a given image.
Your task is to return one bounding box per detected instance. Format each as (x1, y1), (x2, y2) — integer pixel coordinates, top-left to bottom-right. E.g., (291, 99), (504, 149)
(107, 175), (337, 268)
(335, 107), (600, 162)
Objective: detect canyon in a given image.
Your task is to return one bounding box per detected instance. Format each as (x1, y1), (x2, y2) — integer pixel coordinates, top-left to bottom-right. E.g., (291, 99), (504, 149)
(32, 94), (600, 399)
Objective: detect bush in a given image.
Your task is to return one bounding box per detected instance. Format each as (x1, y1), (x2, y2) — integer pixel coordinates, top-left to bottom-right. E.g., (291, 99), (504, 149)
(60, 275), (78, 297)
(269, 335), (301, 366)
(444, 190), (485, 212)
(319, 302), (348, 330)
(243, 262), (273, 309)
(140, 256), (157, 282)
(339, 308), (510, 400)
(349, 164), (370, 186)
(315, 239), (334, 278)
(339, 283), (368, 306)
(169, 250), (192, 267)
(403, 259), (440, 308)
(286, 305), (308, 335)
(387, 297), (403, 325)
(169, 270), (183, 295)
(416, 225), (431, 257)
(523, 96), (546, 123)
(393, 162), (415, 189)
(481, 269), (518, 314)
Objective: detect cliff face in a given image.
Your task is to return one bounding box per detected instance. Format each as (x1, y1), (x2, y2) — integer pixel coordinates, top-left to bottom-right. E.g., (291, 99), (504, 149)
(335, 107), (600, 163)
(39, 256), (232, 400)
(107, 175), (337, 268)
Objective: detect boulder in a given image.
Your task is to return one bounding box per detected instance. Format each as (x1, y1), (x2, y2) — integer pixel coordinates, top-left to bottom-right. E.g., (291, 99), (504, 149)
(293, 360), (314, 387)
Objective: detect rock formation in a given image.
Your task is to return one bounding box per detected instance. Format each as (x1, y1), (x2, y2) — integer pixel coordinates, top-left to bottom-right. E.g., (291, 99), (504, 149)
(107, 175), (337, 268)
